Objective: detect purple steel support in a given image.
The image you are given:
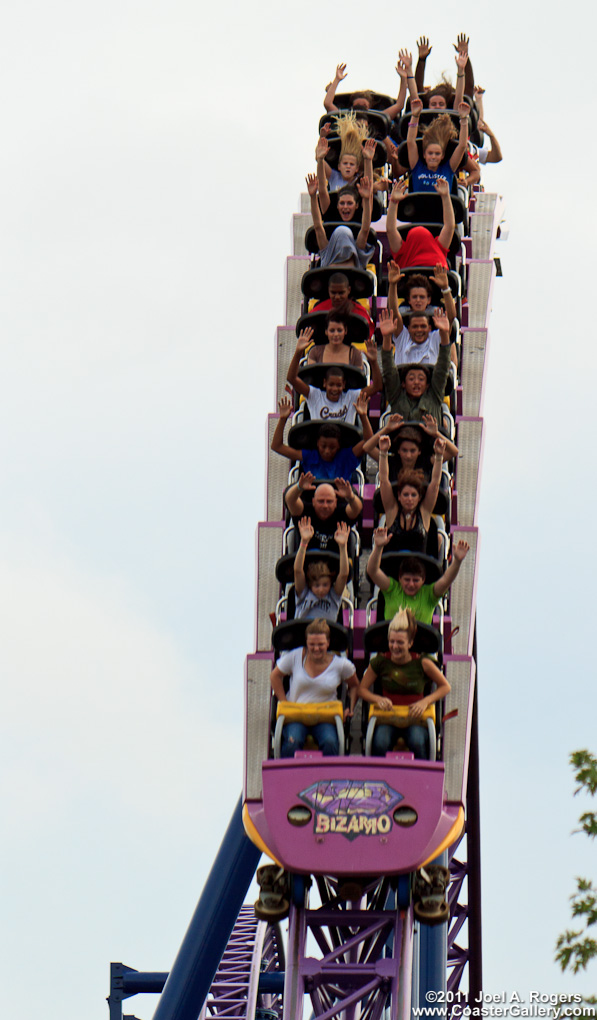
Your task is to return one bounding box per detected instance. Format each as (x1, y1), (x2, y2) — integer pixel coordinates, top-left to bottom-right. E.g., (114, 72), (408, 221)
(200, 906), (284, 1020)
(282, 878), (413, 1020)
(445, 667), (482, 1011)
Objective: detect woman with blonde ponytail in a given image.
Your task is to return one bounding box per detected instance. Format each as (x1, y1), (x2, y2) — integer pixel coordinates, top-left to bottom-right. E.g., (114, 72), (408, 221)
(358, 608), (450, 758)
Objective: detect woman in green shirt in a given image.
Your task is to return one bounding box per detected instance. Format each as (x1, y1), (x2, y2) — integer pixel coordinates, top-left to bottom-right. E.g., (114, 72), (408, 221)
(358, 608), (450, 758)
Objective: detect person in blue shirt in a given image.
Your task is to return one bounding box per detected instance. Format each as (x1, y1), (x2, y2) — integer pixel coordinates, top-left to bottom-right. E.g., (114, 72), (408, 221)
(407, 99), (470, 192)
(271, 393), (372, 479)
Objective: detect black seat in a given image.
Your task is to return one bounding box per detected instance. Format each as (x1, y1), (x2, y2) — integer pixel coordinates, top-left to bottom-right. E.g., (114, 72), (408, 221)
(275, 550), (353, 586)
(363, 617), (442, 660)
(378, 550), (442, 583)
(397, 192), (466, 227)
(288, 419), (361, 451)
(297, 363), (367, 393)
(318, 108), (392, 141)
(373, 476), (449, 517)
(272, 619), (349, 656)
(301, 267), (375, 302)
(295, 310), (370, 345)
(304, 222), (378, 256)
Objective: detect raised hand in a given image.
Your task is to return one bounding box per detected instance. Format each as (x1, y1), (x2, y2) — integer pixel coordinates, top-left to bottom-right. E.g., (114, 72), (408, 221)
(334, 477), (353, 501)
(298, 516), (315, 543)
(430, 263), (449, 290)
(434, 177), (449, 197)
(432, 306), (450, 331)
(378, 307), (398, 338)
(335, 63), (348, 82)
(453, 539), (470, 562)
(354, 389), (370, 416)
(278, 394), (293, 418)
(458, 101), (471, 120)
(455, 51), (469, 73)
(296, 326), (314, 353)
(385, 413), (405, 431)
(379, 434), (391, 453)
(298, 471), (316, 492)
(315, 136), (329, 161)
(387, 259), (403, 286)
(395, 59), (408, 81)
(453, 33), (469, 55)
(420, 413), (439, 437)
(334, 520), (350, 545)
(433, 436), (446, 458)
(305, 173), (318, 197)
(362, 137), (376, 160)
(398, 48), (413, 74)
(417, 36), (432, 58)
(319, 122), (331, 138)
(365, 337), (378, 363)
(356, 175), (372, 199)
(474, 85), (486, 96)
(390, 179), (408, 203)
(373, 525), (391, 548)
(410, 98), (423, 118)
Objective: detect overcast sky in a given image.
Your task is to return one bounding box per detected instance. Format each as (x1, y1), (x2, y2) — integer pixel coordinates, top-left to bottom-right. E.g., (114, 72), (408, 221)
(1, 3), (596, 1018)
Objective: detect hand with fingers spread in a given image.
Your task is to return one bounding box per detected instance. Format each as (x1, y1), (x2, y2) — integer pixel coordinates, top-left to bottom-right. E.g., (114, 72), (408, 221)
(362, 137), (376, 161)
(420, 413), (439, 437)
(319, 122), (331, 138)
(453, 539), (470, 562)
(453, 32), (469, 55)
(365, 337), (378, 363)
(354, 389), (370, 417)
(474, 85), (486, 96)
(398, 48), (413, 74)
(430, 264), (449, 291)
(334, 520), (350, 546)
(297, 471), (316, 492)
(334, 63), (347, 82)
(295, 326), (314, 354)
(410, 98), (423, 118)
(356, 175), (372, 200)
(305, 173), (318, 196)
(417, 36), (432, 59)
(390, 179), (408, 204)
(278, 394), (293, 418)
(316, 136), (329, 161)
(373, 525), (392, 548)
(388, 259), (403, 286)
(432, 306), (450, 332)
(455, 50), (469, 73)
(378, 307), (398, 338)
(385, 413), (405, 432)
(298, 516), (315, 544)
(334, 477), (354, 502)
(434, 177), (450, 197)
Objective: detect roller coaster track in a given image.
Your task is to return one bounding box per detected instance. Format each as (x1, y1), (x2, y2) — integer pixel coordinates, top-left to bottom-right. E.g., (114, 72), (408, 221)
(108, 183), (503, 1020)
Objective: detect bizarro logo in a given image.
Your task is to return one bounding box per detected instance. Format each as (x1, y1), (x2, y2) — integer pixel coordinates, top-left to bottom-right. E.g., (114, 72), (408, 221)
(298, 779), (404, 841)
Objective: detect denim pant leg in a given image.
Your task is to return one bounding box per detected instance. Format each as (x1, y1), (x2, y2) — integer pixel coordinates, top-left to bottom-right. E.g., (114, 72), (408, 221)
(372, 723), (397, 756)
(311, 722), (339, 756)
(404, 724), (429, 760)
(281, 721), (307, 758)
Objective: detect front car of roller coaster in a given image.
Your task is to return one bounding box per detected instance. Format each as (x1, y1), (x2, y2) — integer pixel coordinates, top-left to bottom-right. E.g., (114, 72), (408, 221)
(108, 72), (502, 1020)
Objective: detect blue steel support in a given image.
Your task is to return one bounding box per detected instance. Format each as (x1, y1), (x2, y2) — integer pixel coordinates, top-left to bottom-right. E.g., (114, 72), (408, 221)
(418, 853), (448, 1005)
(152, 795), (261, 1020)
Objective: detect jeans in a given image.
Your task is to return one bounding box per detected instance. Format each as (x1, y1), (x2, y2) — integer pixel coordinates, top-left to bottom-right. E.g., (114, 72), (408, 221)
(372, 723), (429, 760)
(281, 721), (339, 758)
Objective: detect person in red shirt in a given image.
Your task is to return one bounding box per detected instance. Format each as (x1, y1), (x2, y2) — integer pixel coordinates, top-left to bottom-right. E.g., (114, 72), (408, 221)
(386, 178), (455, 269)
